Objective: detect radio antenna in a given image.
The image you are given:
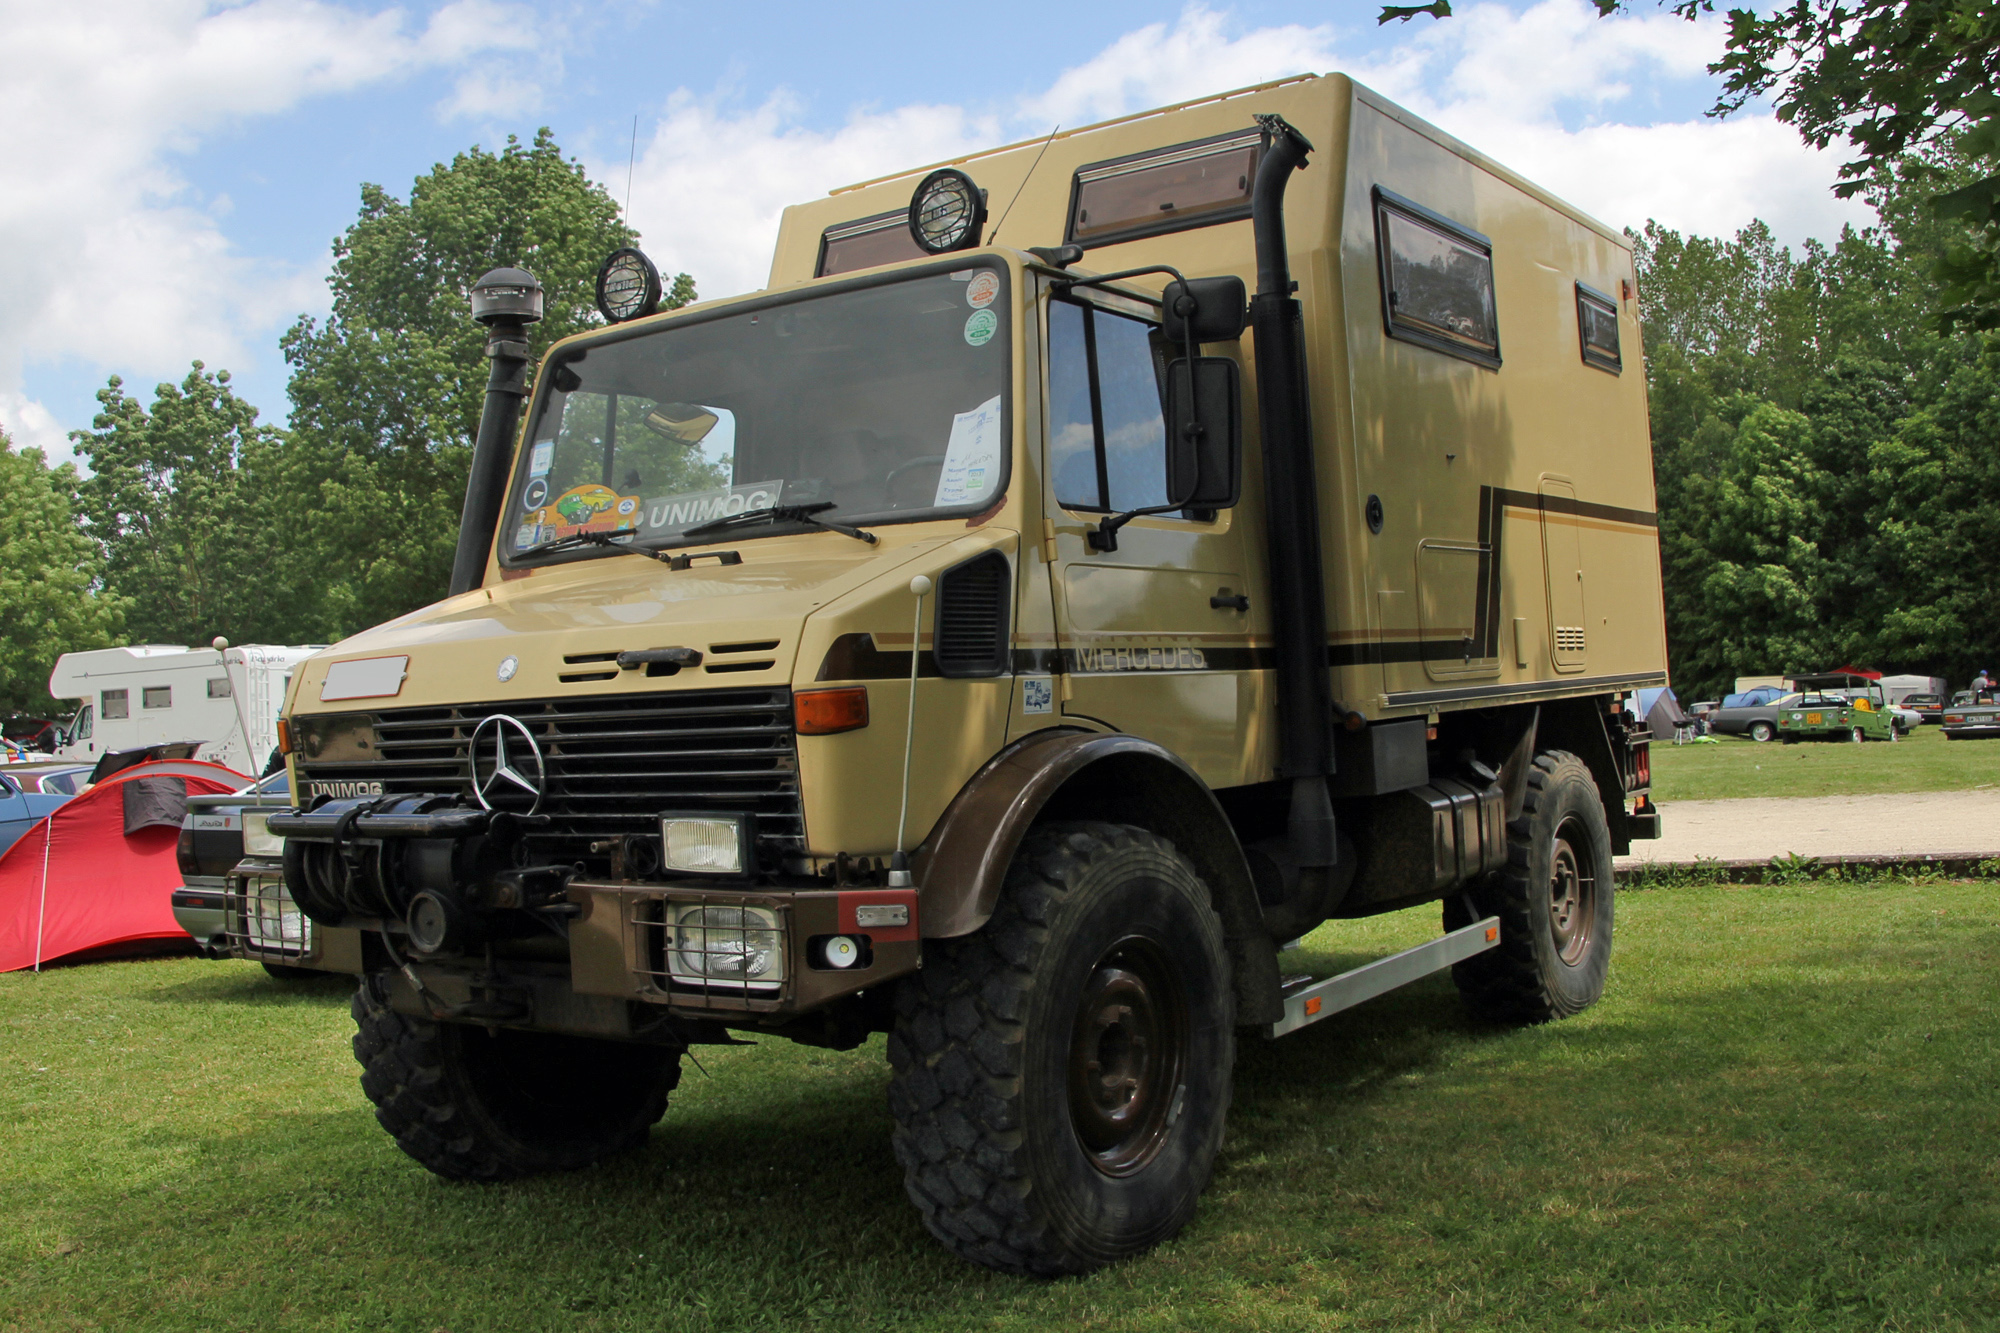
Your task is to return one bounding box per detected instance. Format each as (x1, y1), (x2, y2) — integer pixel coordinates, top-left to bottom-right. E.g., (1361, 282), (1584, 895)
(625, 114), (639, 224)
(986, 123), (1059, 245)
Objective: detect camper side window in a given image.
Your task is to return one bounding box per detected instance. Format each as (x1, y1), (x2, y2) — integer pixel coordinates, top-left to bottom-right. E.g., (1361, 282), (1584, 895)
(1047, 299), (1174, 514)
(101, 689), (128, 720)
(1576, 282), (1621, 373)
(1373, 188), (1500, 368)
(143, 686), (171, 710)
(207, 677), (233, 699)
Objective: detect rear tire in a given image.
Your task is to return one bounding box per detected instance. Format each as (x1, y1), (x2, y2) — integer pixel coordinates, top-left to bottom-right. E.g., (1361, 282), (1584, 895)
(1446, 751), (1615, 1024)
(351, 987), (677, 1181)
(887, 822), (1234, 1276)
(1849, 726), (1866, 744)
(1748, 721), (1776, 743)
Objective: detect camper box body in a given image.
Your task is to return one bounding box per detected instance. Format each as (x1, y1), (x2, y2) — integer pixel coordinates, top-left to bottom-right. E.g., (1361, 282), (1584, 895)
(49, 645), (318, 775)
(768, 71), (1669, 740)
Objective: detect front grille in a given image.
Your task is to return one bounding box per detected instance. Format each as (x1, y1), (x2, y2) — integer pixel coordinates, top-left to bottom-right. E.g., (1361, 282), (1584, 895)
(294, 688), (801, 869)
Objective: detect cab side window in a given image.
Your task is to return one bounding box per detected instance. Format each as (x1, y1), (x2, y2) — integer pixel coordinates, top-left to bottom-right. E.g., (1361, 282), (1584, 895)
(1047, 300), (1170, 513)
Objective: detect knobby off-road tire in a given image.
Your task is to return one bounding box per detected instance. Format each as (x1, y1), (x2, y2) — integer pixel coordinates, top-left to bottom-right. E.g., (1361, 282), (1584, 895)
(1446, 751), (1615, 1024)
(887, 822), (1235, 1276)
(351, 987), (678, 1181)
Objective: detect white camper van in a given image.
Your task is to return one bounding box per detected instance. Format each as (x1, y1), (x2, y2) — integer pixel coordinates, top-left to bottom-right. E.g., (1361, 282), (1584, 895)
(48, 644), (321, 775)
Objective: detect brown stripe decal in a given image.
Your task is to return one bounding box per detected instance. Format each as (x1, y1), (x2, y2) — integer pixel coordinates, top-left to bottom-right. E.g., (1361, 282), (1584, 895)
(1495, 487), (1657, 528)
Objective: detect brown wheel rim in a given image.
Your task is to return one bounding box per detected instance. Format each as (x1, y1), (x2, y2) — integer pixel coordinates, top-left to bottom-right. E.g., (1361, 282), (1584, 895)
(1548, 816), (1598, 967)
(1067, 936), (1188, 1177)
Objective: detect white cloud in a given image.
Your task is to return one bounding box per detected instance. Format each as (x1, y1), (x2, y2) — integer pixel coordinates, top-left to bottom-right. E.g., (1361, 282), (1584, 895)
(0, 0), (542, 461)
(615, 1), (1871, 306)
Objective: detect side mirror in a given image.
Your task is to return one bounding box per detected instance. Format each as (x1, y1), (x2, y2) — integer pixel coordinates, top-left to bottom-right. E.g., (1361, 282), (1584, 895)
(1165, 357), (1242, 510)
(1162, 276), (1248, 343)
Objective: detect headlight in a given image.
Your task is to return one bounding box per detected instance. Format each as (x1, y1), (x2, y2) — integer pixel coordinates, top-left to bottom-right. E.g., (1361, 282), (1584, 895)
(241, 810), (283, 857)
(660, 814), (751, 875)
(669, 905), (784, 988)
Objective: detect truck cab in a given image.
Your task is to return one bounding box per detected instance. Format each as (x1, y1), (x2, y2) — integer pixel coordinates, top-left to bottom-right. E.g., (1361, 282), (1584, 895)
(268, 73), (1664, 1275)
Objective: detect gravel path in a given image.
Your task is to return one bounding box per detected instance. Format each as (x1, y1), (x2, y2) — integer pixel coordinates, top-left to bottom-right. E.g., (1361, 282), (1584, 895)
(1617, 788), (2000, 866)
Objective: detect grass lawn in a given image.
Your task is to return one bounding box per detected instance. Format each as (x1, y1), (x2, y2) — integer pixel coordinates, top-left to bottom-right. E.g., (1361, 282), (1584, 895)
(1650, 722), (2000, 801)
(6, 880), (1999, 1332)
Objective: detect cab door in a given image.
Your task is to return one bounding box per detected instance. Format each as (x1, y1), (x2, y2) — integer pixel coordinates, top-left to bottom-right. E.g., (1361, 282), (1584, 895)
(1041, 293), (1259, 789)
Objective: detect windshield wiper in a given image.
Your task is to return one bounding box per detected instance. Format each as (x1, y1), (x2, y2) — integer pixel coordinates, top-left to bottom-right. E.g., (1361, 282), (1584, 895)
(514, 527), (672, 562)
(682, 501), (878, 545)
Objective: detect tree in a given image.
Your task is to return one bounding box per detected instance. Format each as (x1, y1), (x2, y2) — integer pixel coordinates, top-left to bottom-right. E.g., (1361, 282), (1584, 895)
(0, 431), (124, 715)
(1381, 1), (2000, 330)
(280, 128), (694, 633)
(70, 363), (282, 649)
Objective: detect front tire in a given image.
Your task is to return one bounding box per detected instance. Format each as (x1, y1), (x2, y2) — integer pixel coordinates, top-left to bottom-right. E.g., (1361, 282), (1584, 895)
(351, 987), (678, 1181)
(888, 822), (1235, 1276)
(1447, 751), (1615, 1024)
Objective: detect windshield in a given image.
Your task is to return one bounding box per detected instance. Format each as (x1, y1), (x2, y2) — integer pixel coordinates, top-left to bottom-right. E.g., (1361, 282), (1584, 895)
(506, 262), (1010, 560)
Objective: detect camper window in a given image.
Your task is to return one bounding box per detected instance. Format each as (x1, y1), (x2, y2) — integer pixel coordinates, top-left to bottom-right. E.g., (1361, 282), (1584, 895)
(1048, 299), (1176, 514)
(1373, 189), (1499, 368)
(1576, 282), (1621, 373)
(207, 677), (233, 699)
(817, 210), (928, 277)
(1066, 129), (1262, 249)
(101, 689), (128, 720)
(143, 686), (171, 710)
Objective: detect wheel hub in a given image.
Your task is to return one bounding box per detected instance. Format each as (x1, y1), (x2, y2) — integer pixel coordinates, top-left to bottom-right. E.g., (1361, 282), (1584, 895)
(1548, 820), (1597, 966)
(1068, 940), (1186, 1175)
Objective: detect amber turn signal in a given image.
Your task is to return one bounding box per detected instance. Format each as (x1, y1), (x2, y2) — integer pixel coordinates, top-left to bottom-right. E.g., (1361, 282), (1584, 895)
(795, 686), (869, 735)
(276, 717), (293, 755)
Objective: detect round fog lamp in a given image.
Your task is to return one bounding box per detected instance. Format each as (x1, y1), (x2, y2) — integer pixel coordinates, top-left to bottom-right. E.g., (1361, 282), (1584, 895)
(595, 247), (662, 323)
(823, 935), (861, 969)
(907, 168), (985, 254)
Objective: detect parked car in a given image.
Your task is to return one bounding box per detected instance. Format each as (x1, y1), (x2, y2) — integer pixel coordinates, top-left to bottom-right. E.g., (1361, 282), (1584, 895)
(1901, 692), (1944, 724)
(4, 763), (94, 795)
(171, 771), (318, 978)
(1942, 689), (2000, 739)
(1778, 675), (1898, 743)
(1706, 686), (1802, 742)
(1689, 700), (1720, 718)
(2, 715), (62, 754)
(0, 769), (72, 857)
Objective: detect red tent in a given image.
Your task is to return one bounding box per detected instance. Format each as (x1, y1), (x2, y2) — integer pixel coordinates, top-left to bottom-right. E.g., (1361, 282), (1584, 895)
(0, 760), (244, 972)
(1829, 664), (1882, 680)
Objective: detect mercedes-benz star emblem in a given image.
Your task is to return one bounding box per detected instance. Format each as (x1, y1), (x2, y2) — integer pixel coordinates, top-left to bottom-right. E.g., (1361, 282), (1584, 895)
(469, 714), (546, 815)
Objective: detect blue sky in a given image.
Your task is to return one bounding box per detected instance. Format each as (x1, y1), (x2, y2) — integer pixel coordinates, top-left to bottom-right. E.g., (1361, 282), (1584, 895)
(0, 1), (1865, 464)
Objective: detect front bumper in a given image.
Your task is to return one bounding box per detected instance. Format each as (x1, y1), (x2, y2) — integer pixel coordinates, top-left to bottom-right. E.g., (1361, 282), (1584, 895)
(565, 880), (923, 1018)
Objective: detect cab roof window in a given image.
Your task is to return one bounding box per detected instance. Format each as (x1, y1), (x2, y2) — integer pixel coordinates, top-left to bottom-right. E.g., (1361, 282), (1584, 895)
(817, 209), (928, 277)
(1066, 128), (1263, 250)
(1373, 188), (1500, 369)
(1575, 281), (1621, 373)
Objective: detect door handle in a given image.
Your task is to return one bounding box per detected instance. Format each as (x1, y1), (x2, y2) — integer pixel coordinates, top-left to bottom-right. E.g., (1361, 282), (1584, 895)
(1210, 593), (1250, 611)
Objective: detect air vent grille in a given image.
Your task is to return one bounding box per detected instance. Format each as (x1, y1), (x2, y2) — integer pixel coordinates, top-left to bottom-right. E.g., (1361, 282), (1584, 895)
(1554, 626), (1587, 654)
(292, 688), (801, 873)
(934, 551), (1011, 678)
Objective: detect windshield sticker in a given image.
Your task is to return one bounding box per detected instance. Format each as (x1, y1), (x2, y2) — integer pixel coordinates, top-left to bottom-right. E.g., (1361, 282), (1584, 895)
(965, 272), (1000, 309)
(963, 309), (998, 347)
(935, 396), (1003, 507)
(522, 477), (549, 510)
(521, 483), (641, 545)
(529, 440), (554, 476)
(643, 480), (785, 532)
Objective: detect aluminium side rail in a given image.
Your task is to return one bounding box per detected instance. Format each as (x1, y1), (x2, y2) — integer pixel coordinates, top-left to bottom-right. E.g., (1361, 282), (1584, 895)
(1268, 916), (1502, 1038)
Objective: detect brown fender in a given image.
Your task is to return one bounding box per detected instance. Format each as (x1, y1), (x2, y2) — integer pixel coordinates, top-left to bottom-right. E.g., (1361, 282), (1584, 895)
(911, 728), (1284, 1026)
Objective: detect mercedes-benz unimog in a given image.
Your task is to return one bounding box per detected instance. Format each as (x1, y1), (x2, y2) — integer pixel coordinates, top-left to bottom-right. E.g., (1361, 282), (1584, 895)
(261, 73), (1665, 1275)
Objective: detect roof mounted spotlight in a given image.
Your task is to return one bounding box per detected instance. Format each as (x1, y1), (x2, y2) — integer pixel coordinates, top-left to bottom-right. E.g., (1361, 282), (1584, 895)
(908, 168), (986, 255)
(596, 247), (662, 323)
(469, 267), (545, 328)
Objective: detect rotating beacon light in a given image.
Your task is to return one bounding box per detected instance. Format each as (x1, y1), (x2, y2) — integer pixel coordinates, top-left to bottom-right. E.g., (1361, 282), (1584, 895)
(888, 574), (932, 889)
(907, 168), (985, 254)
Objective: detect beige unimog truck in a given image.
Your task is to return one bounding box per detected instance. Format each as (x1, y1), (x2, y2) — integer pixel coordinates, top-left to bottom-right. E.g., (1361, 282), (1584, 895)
(263, 72), (1664, 1275)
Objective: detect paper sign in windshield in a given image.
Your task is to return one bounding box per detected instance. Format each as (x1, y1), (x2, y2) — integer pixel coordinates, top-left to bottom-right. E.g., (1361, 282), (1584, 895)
(935, 396), (1003, 507)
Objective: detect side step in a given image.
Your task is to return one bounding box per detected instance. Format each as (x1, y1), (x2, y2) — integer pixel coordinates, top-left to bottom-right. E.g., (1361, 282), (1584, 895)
(1267, 915), (1501, 1038)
